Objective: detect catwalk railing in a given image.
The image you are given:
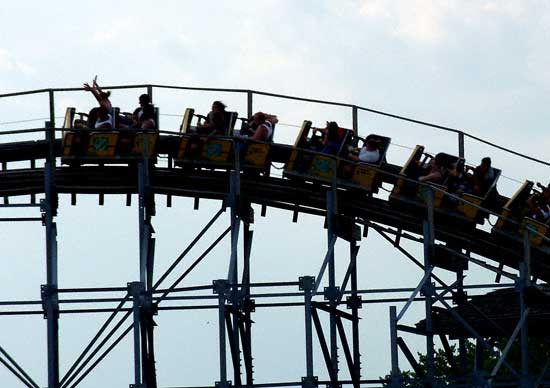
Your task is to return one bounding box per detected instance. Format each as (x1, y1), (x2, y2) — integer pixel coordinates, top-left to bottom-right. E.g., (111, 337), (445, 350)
(1, 83), (549, 167)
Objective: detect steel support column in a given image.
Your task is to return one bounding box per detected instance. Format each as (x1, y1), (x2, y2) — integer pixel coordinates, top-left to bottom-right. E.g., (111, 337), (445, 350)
(326, 190), (338, 382)
(352, 106), (358, 137)
(138, 159), (154, 286)
(214, 280), (230, 388)
(458, 131), (465, 158)
(338, 236), (361, 386)
(48, 90), (56, 128)
(43, 120), (59, 388)
(137, 138), (157, 388)
(226, 144), (242, 385)
(422, 188), (435, 387)
(456, 268), (467, 376)
(242, 223), (254, 385)
(519, 231), (531, 388)
(389, 306), (400, 387)
(247, 91), (253, 119)
(349, 239), (361, 382)
(129, 282), (144, 388)
(300, 276), (317, 388)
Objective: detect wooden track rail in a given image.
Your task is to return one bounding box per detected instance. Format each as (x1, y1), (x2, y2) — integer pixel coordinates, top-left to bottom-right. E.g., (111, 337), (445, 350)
(1, 135), (548, 282)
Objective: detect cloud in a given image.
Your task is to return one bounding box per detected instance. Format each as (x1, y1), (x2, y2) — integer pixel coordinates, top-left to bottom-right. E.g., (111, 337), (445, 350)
(359, 0), (450, 45)
(0, 49), (36, 76)
(525, 5), (550, 86)
(357, 0), (533, 46)
(359, 0), (391, 19)
(90, 16), (139, 45)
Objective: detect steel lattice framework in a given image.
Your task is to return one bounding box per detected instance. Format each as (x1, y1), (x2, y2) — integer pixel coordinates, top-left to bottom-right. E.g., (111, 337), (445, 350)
(0, 84), (548, 388)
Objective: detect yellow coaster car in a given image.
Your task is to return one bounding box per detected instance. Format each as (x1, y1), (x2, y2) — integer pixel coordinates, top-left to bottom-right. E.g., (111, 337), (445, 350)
(493, 181), (549, 246)
(173, 108), (238, 169)
(338, 134), (391, 193)
(60, 107), (158, 164)
(284, 121), (352, 184)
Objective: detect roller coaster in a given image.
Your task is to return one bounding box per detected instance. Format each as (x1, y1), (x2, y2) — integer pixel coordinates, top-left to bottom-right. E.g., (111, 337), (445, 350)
(0, 84), (549, 388)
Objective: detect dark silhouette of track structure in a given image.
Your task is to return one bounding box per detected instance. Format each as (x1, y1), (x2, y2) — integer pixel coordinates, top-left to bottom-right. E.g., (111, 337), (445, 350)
(1, 136), (547, 279)
(0, 84), (548, 388)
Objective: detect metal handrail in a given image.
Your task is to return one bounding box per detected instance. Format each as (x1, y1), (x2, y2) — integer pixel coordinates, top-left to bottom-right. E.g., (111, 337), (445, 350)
(0, 84), (548, 167)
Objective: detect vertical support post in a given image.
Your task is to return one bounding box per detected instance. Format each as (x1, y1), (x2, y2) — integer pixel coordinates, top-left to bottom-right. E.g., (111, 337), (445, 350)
(227, 143), (241, 284)
(49, 89), (56, 129)
(43, 120), (59, 388)
(138, 163), (148, 285)
(137, 137), (157, 388)
(352, 106), (358, 137)
(458, 131), (465, 159)
(242, 223), (254, 385)
(229, 173), (240, 286)
(225, 144), (242, 384)
(474, 338), (483, 373)
(456, 268), (467, 376)
(138, 135), (154, 286)
(519, 231), (531, 388)
(129, 282), (144, 387)
(326, 191), (338, 381)
(247, 91), (253, 119)
(31, 159), (36, 204)
(349, 240), (361, 381)
(214, 280), (229, 387)
(389, 306), (400, 387)
(422, 188), (435, 387)
(2, 161), (8, 204)
(147, 85), (153, 103)
(300, 276), (316, 387)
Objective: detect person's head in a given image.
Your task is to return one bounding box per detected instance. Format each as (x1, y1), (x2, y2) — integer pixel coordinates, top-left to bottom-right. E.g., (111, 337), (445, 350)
(212, 101), (226, 113)
(434, 153), (446, 167)
(365, 138), (379, 151)
(252, 112), (266, 125)
(139, 94), (151, 106)
(479, 157), (492, 172)
(543, 184), (550, 201)
(97, 106), (110, 120)
(325, 121), (339, 142)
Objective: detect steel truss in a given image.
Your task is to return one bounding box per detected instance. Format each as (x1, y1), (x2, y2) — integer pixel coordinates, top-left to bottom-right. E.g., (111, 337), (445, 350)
(0, 86), (547, 388)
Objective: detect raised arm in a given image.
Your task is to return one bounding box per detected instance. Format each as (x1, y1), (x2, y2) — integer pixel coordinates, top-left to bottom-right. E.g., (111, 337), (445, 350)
(83, 82), (102, 103)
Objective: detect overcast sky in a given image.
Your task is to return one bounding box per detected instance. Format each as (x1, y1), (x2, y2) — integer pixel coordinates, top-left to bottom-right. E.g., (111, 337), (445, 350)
(1, 1), (550, 387)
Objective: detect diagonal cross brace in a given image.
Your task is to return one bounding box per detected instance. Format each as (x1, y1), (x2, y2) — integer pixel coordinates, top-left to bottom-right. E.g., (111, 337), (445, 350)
(337, 244), (360, 303)
(0, 346), (39, 388)
(335, 316), (360, 388)
(490, 308), (530, 379)
(434, 292), (518, 376)
(397, 266), (434, 322)
(313, 235), (338, 295)
(311, 301), (358, 322)
(311, 307), (339, 387)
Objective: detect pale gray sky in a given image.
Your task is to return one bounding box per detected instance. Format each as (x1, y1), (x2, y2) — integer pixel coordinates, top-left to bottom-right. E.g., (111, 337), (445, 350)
(1, 1), (549, 387)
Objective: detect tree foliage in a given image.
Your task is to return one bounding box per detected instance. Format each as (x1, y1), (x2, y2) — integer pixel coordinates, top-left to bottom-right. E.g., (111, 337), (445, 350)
(384, 338), (550, 387)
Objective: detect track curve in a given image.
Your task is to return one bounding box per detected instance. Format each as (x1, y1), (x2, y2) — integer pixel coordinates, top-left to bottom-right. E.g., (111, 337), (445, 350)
(1, 136), (548, 282)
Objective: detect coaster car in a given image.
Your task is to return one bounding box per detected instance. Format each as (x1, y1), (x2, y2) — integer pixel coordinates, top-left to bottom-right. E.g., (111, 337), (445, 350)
(493, 181), (549, 246)
(338, 133), (391, 193)
(283, 121), (352, 184)
(238, 115), (277, 174)
(60, 107), (158, 164)
(390, 145), (449, 206)
(173, 108), (238, 169)
(390, 147), (500, 224)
